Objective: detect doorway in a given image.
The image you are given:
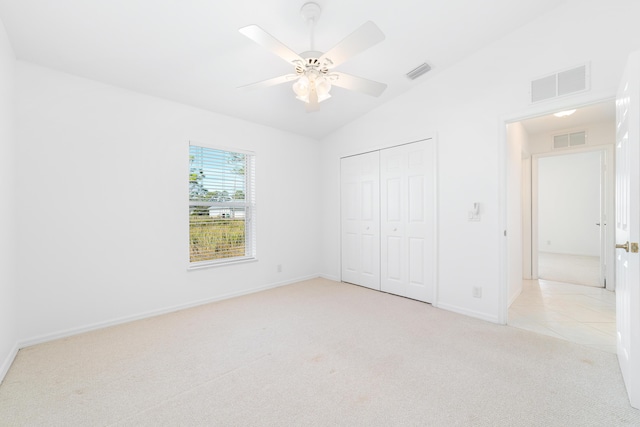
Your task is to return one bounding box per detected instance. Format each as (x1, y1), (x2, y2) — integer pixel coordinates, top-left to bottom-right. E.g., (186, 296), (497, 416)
(535, 149), (606, 288)
(505, 100), (617, 352)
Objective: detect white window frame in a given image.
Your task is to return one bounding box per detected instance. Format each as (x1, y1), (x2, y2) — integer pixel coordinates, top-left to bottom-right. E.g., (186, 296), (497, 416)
(188, 141), (256, 270)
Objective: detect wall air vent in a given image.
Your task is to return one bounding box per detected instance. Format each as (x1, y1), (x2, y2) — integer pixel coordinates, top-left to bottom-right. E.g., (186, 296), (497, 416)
(553, 131), (587, 149)
(531, 64), (589, 103)
(406, 63), (432, 80)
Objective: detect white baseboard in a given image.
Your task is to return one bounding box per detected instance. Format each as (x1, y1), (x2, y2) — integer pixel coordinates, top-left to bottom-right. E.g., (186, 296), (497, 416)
(436, 302), (500, 324)
(0, 342), (19, 385)
(508, 287), (523, 308)
(319, 273), (340, 282)
(18, 274), (321, 350)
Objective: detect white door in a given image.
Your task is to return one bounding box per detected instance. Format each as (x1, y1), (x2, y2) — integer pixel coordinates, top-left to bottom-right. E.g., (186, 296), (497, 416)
(380, 141), (435, 303)
(340, 151), (380, 290)
(615, 50), (640, 408)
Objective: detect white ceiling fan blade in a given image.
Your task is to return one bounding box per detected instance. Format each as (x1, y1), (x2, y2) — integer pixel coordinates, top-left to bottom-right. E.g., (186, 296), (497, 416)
(239, 25), (303, 65)
(238, 74), (298, 90)
(306, 90), (320, 113)
(330, 72), (387, 97)
(319, 21), (385, 69)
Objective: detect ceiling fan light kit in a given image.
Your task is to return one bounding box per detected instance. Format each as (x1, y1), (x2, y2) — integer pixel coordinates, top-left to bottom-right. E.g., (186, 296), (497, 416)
(239, 2), (387, 112)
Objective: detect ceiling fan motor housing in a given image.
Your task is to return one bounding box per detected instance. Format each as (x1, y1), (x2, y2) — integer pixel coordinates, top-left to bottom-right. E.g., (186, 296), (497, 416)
(295, 55), (330, 80)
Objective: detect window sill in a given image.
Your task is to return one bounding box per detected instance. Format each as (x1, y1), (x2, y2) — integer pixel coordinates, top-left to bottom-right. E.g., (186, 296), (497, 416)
(187, 257), (258, 271)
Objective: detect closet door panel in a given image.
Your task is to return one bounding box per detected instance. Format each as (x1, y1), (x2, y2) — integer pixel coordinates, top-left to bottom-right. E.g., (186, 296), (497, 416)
(386, 235), (403, 281)
(409, 237), (425, 285)
(386, 178), (402, 221)
(343, 232), (358, 274)
(380, 148), (404, 296)
(407, 141), (436, 302)
(408, 175), (425, 222)
(340, 152), (380, 290)
(381, 141), (435, 303)
(361, 233), (376, 275)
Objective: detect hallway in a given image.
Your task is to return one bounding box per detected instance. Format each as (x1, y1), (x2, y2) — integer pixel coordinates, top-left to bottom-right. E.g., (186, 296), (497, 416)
(538, 252), (601, 287)
(509, 279), (616, 353)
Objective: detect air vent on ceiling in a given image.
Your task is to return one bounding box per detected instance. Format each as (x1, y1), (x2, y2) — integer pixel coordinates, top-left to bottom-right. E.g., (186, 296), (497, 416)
(531, 64), (589, 103)
(553, 131), (587, 149)
(406, 63), (432, 80)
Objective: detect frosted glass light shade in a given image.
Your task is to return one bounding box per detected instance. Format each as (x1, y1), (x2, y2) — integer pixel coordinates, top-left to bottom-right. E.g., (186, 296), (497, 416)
(293, 76), (310, 97)
(315, 77), (332, 102)
(296, 94), (310, 103)
(293, 74), (332, 104)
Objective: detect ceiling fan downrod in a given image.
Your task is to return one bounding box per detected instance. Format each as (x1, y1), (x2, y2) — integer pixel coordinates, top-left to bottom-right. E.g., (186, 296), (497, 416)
(300, 2), (321, 52)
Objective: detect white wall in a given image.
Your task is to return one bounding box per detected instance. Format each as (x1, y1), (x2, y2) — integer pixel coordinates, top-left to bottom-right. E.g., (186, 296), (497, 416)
(538, 151), (602, 256)
(319, 0), (640, 322)
(528, 120), (616, 154)
(15, 62), (321, 344)
(0, 16), (18, 381)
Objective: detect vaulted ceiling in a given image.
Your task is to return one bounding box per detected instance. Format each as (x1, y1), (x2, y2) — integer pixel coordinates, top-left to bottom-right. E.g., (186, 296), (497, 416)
(0, 0), (568, 139)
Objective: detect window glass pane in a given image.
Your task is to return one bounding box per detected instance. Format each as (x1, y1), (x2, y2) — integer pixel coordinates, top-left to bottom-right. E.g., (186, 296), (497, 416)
(189, 144), (254, 265)
(189, 146), (246, 202)
(189, 207), (246, 262)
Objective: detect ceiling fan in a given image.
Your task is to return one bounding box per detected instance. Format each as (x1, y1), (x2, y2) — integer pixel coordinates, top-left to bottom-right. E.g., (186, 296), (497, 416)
(238, 2), (387, 112)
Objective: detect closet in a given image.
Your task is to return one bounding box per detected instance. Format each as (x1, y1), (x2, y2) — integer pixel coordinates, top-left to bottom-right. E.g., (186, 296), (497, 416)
(340, 139), (436, 303)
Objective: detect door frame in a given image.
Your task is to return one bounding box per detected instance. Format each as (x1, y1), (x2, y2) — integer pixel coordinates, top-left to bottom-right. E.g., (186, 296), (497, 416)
(338, 135), (439, 307)
(498, 96), (615, 325)
(530, 145), (614, 288)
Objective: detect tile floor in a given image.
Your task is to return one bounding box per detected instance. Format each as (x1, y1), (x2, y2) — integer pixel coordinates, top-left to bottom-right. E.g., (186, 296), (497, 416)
(538, 252), (601, 287)
(508, 279), (616, 353)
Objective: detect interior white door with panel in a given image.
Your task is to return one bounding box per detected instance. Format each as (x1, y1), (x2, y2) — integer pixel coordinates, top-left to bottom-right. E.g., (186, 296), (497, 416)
(616, 50), (640, 409)
(380, 141), (436, 303)
(340, 151), (381, 290)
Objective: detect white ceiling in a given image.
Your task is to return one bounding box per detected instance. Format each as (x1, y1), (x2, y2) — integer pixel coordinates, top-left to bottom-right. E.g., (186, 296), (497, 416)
(0, 0), (568, 139)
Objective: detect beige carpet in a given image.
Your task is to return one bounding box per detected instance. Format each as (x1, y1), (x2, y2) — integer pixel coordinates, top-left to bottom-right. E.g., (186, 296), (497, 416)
(1, 278), (638, 426)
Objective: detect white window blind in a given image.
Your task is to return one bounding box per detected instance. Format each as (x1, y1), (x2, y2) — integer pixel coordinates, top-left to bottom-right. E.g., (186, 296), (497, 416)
(189, 144), (256, 266)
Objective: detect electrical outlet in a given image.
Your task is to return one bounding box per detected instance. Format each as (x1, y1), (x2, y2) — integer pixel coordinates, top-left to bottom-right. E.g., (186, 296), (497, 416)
(472, 286), (482, 298)
(277, 264), (282, 273)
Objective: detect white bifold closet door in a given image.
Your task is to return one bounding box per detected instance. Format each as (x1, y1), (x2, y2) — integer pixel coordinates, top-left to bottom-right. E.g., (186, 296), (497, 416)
(341, 140), (435, 303)
(340, 151), (380, 290)
(380, 141), (434, 303)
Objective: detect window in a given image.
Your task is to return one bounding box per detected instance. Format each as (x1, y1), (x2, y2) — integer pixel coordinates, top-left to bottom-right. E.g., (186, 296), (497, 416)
(189, 143), (255, 267)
